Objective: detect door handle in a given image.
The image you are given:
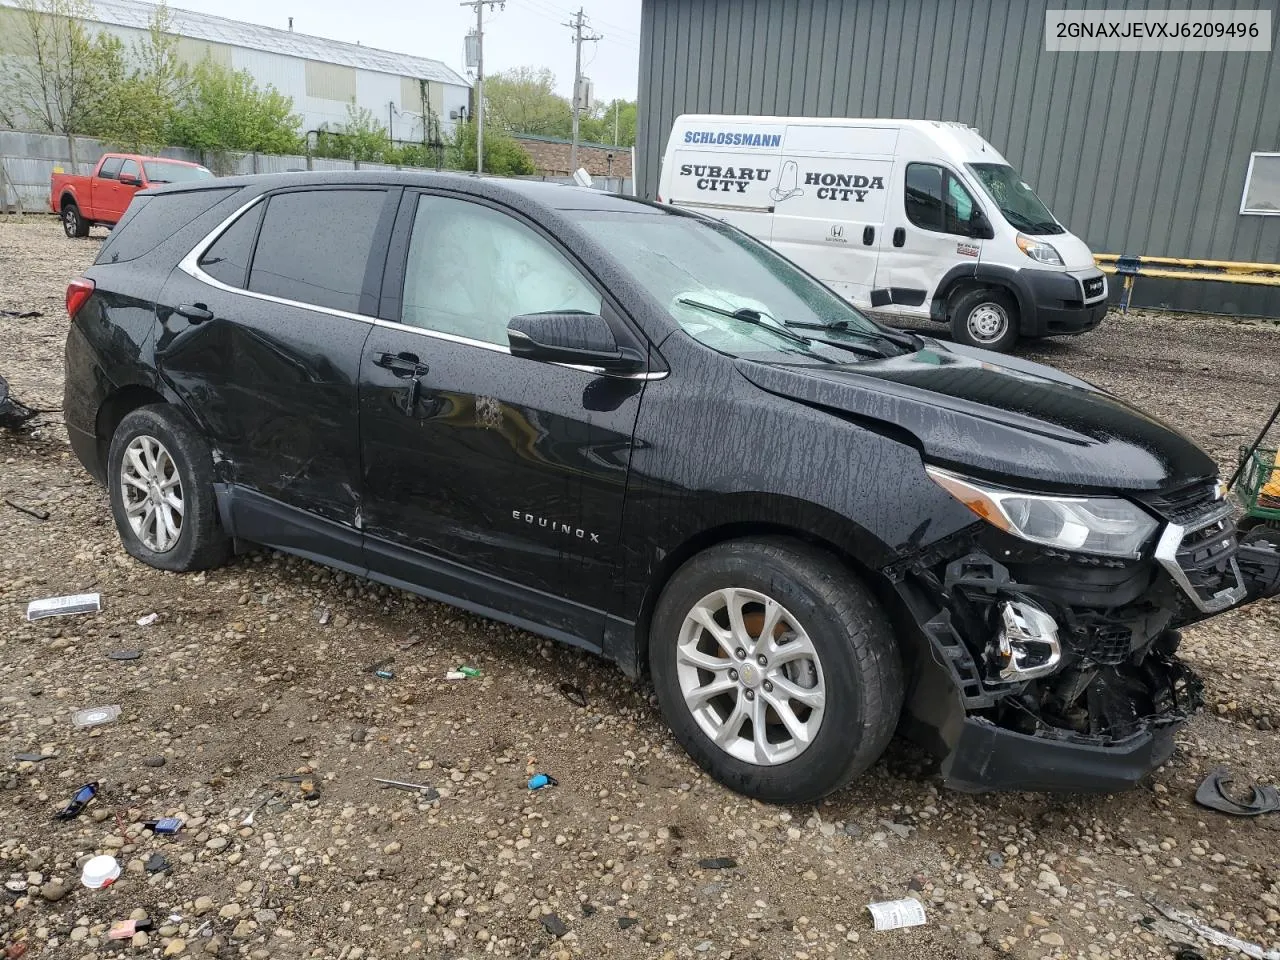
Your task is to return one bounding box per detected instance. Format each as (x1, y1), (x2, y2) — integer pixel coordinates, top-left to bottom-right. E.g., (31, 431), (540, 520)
(175, 302), (213, 323)
(892, 227), (906, 248)
(376, 351), (429, 378)
(862, 226), (875, 246)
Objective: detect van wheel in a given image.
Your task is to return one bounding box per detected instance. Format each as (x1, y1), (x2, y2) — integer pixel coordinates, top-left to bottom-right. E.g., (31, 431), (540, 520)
(649, 538), (904, 803)
(951, 288), (1018, 352)
(62, 202), (89, 238)
(107, 404), (230, 572)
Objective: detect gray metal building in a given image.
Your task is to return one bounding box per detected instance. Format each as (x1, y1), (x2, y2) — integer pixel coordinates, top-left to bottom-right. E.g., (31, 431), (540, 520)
(637, 0), (1280, 315)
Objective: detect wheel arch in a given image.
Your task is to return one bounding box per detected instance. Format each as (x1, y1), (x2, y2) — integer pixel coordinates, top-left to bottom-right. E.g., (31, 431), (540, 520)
(618, 515), (918, 684)
(94, 384), (168, 479)
(60, 191), (79, 211)
(931, 264), (1029, 325)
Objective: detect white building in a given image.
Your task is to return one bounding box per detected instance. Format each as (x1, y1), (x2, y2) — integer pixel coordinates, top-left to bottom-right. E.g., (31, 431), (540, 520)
(1, 0), (472, 143)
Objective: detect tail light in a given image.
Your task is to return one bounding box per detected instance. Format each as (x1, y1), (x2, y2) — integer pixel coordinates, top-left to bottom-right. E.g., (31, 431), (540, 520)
(66, 277), (95, 318)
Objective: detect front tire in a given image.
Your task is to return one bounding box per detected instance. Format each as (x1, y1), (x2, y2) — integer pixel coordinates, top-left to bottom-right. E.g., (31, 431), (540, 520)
(107, 404), (230, 572)
(62, 202), (89, 238)
(950, 288), (1019, 353)
(649, 538), (904, 803)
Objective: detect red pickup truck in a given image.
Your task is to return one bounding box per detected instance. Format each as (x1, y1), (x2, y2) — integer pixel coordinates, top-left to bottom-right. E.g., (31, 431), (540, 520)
(50, 153), (214, 238)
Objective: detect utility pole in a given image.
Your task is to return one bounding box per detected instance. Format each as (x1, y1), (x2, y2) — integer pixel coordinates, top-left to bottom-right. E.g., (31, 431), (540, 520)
(460, 0), (503, 174)
(565, 8), (601, 176)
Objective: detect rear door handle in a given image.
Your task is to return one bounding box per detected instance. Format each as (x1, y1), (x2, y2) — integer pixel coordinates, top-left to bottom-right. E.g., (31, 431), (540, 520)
(375, 351), (429, 378)
(892, 227), (906, 248)
(175, 302), (213, 323)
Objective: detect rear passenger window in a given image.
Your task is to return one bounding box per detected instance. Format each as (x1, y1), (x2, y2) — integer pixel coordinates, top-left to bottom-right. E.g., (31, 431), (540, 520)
(248, 190), (386, 313)
(98, 157), (123, 180)
(96, 188), (238, 265)
(199, 202), (264, 288)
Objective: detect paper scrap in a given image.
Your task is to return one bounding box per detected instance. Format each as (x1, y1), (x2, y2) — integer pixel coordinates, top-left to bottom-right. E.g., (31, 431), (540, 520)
(867, 898), (927, 931)
(26, 593), (101, 621)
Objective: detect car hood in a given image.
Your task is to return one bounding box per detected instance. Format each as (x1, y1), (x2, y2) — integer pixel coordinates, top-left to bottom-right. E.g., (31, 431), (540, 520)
(737, 340), (1216, 491)
(1045, 231), (1097, 271)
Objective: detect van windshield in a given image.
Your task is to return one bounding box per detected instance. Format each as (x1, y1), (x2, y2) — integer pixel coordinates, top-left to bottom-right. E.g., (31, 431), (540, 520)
(966, 163), (1064, 235)
(570, 207), (886, 363)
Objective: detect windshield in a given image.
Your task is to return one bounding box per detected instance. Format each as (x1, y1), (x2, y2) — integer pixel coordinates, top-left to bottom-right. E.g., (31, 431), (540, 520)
(143, 161), (214, 184)
(966, 163), (1063, 235)
(571, 208), (885, 363)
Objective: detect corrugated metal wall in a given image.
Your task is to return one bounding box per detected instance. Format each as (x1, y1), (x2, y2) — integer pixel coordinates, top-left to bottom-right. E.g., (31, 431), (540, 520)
(637, 0), (1280, 315)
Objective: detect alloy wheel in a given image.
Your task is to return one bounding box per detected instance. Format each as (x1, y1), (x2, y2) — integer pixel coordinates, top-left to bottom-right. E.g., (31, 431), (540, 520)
(119, 434), (184, 553)
(676, 587), (826, 765)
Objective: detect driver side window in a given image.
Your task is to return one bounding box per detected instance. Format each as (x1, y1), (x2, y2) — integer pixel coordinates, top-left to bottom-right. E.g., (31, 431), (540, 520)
(905, 162), (980, 236)
(401, 195), (601, 345)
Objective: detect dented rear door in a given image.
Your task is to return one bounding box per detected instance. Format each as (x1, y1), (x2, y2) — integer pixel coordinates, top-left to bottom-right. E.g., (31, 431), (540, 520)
(155, 187), (393, 545)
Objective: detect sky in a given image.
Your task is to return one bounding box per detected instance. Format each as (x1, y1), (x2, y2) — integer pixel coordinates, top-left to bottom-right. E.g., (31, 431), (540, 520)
(169, 0), (644, 102)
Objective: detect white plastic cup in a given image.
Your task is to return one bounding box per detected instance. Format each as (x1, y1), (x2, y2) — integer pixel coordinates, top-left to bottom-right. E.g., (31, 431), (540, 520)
(81, 854), (121, 889)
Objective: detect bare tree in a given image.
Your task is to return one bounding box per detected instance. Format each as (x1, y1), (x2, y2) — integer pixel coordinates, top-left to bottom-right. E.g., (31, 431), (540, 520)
(0, 0), (120, 149)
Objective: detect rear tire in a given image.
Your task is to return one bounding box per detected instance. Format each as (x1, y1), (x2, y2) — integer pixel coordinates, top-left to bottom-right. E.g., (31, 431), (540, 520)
(950, 288), (1019, 353)
(649, 538), (904, 803)
(107, 404), (230, 572)
(62, 202), (89, 238)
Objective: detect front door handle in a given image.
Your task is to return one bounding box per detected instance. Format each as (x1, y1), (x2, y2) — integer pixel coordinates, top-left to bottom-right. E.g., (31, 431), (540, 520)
(862, 226), (875, 246)
(175, 302), (213, 323)
(376, 351), (429, 379)
(892, 227), (906, 248)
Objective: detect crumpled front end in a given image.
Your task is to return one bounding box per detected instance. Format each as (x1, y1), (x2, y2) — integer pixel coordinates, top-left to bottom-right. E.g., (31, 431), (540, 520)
(887, 479), (1279, 793)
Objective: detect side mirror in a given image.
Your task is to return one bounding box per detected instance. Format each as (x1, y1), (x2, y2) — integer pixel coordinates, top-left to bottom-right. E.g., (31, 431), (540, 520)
(119, 173), (139, 186)
(507, 312), (645, 372)
(969, 209), (995, 240)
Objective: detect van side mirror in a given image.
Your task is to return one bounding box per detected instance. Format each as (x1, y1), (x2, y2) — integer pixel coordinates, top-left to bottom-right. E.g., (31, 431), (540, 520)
(969, 209), (995, 240)
(507, 312), (645, 372)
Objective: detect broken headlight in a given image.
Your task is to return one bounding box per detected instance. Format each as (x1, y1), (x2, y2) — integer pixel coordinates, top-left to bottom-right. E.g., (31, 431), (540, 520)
(926, 466), (1159, 558)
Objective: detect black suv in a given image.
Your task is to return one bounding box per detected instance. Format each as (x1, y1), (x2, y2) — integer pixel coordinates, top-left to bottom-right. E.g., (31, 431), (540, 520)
(63, 172), (1278, 802)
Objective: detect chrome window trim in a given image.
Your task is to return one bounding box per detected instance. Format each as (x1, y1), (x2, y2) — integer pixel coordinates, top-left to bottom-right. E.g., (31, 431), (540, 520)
(178, 192), (666, 381)
(669, 198), (774, 214)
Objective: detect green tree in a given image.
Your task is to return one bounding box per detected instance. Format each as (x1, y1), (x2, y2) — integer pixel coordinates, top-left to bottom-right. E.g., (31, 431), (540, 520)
(446, 120), (536, 176)
(167, 59), (303, 155)
(313, 103), (390, 162)
(580, 98), (636, 148)
(0, 0), (124, 140)
(92, 3), (188, 151)
(484, 66), (572, 138)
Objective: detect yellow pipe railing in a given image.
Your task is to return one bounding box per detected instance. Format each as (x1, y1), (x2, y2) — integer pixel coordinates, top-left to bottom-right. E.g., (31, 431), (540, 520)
(1093, 253), (1280, 312)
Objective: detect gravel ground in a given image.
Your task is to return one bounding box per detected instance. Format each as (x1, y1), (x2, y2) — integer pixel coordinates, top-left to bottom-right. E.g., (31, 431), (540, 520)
(2, 213), (1280, 960)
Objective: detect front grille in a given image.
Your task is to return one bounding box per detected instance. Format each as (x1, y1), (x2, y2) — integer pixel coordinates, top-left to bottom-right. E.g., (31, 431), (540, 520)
(1082, 276), (1105, 299)
(1143, 481), (1220, 525)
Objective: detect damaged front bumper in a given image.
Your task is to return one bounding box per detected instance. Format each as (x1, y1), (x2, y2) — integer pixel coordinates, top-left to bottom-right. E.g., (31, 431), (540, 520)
(888, 481), (1280, 793)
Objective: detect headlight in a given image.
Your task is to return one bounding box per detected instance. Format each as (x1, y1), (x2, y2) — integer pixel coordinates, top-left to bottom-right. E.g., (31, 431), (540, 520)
(926, 466), (1158, 558)
(1015, 233), (1064, 266)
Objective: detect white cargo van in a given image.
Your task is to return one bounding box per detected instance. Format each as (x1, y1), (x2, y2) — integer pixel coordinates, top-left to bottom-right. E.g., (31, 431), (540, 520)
(658, 116), (1108, 352)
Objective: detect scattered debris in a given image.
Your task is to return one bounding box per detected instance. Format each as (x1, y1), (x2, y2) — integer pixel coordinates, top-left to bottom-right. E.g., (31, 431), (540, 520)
(3, 499), (48, 521)
(1194, 767), (1280, 816)
(540, 913), (569, 938)
(373, 777), (440, 800)
(143, 817), (182, 835)
(135, 613), (158, 626)
(316, 606), (331, 626)
(55, 782), (98, 820)
(71, 704), (120, 728)
(0, 374), (38, 430)
(0, 309), (41, 319)
(26, 592), (101, 621)
(239, 792), (279, 827)
(445, 670), (467, 680)
(144, 853), (169, 874)
(108, 918), (152, 940)
(106, 650), (142, 661)
(1174, 949), (1207, 960)
(697, 857), (737, 870)
(80, 854), (121, 889)
(1145, 896), (1280, 960)
(867, 898), (928, 931)
(14, 752), (54, 763)
(558, 682), (588, 708)
(365, 657), (395, 679)
(528, 773), (558, 791)
(456, 665), (482, 678)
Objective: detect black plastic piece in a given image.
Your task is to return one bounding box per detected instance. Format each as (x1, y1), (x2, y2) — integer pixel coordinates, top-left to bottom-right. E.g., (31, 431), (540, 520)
(1194, 767), (1280, 816)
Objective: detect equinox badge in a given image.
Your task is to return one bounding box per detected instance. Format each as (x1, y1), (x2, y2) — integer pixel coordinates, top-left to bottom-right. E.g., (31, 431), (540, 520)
(513, 511), (601, 543)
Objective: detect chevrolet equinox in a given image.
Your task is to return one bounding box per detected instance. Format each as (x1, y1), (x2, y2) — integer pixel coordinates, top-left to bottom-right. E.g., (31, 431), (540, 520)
(63, 173), (1280, 802)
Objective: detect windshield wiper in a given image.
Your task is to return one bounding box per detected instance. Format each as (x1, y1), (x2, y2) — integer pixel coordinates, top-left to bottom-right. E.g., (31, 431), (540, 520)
(676, 298), (816, 348)
(781, 319), (919, 354)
